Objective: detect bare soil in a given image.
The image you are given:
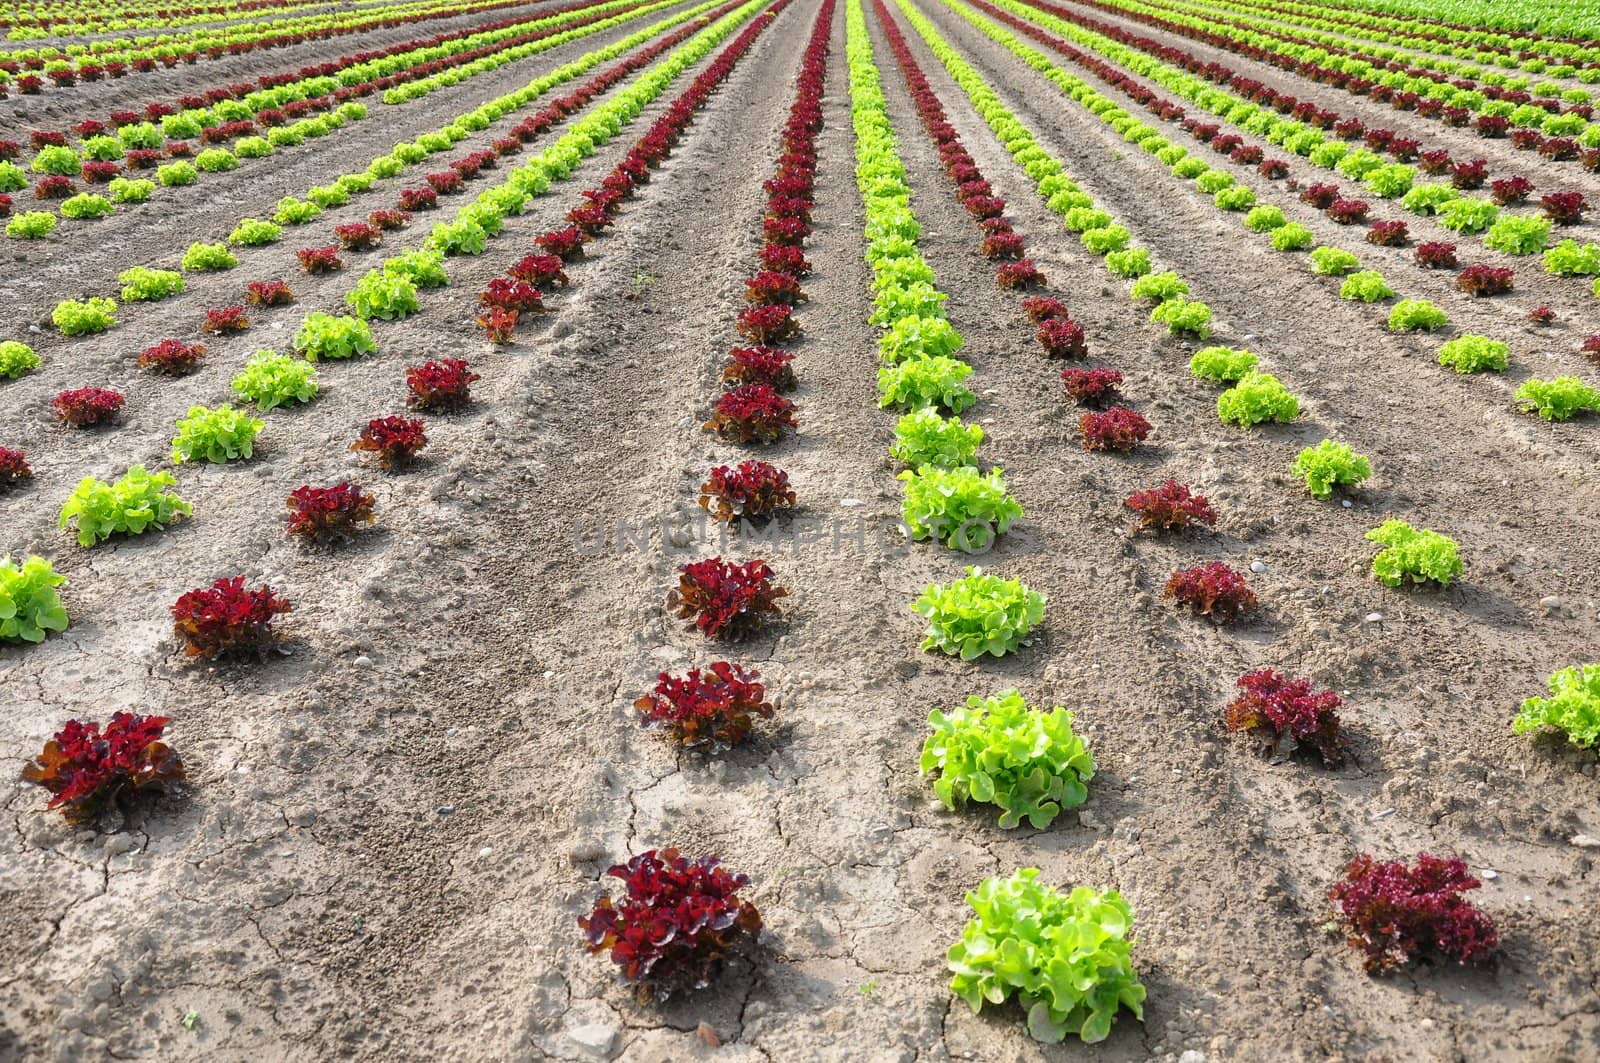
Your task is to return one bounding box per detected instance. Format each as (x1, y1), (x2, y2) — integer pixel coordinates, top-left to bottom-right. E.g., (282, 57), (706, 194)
(3, 0), (1599, 1060)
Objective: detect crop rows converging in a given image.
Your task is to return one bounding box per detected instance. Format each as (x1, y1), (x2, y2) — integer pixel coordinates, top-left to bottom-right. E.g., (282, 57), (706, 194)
(4, 0), (1599, 1052)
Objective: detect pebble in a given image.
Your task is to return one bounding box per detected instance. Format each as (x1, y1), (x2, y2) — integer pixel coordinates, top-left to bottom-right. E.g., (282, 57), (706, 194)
(436, 804), (455, 816)
(1249, 560), (1266, 573)
(1481, 869), (1499, 880)
(1341, 499), (1352, 508)
(478, 846), (494, 858)
(840, 498), (864, 507)
(1539, 596), (1565, 614)
(353, 655), (373, 667)
(1571, 834), (1600, 848)
(1179, 1051), (1207, 1063)
(1365, 612), (1384, 623)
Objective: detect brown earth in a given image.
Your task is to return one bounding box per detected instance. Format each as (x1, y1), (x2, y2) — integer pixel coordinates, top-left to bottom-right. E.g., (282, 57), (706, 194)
(2, 0), (1599, 1059)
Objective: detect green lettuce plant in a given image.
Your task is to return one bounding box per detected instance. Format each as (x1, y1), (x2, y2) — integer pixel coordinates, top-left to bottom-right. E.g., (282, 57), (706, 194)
(107, 177), (153, 202)
(1218, 371), (1300, 426)
(1437, 335), (1509, 373)
(878, 356), (975, 412)
(1484, 215), (1551, 255)
(31, 145), (80, 175)
(921, 690), (1095, 829)
(1387, 298), (1448, 332)
(1310, 246), (1360, 276)
(948, 870), (1144, 1044)
(1544, 239), (1600, 276)
(0, 339), (39, 379)
(383, 248), (449, 288)
(1438, 198), (1499, 234)
(1244, 205), (1286, 232)
(1104, 247), (1150, 277)
(1340, 270), (1394, 302)
(346, 270), (420, 321)
(1195, 169), (1234, 194)
(60, 193), (113, 219)
(157, 161), (198, 187)
(0, 555), (69, 643)
(59, 466), (190, 546)
(1292, 440), (1371, 499)
(912, 566), (1045, 660)
(1189, 345), (1257, 383)
(293, 312), (375, 361)
(273, 196), (322, 225)
(1214, 186), (1256, 211)
(1270, 223), (1314, 251)
(1513, 665), (1600, 750)
(228, 218), (282, 246)
(878, 314), (962, 362)
(52, 297), (116, 335)
(1129, 271), (1187, 302)
(1366, 520), (1463, 588)
(7, 211), (57, 239)
(1401, 184), (1459, 215)
(171, 404), (264, 463)
(1150, 296), (1212, 338)
(117, 266), (183, 302)
(1082, 224), (1131, 254)
(181, 241), (236, 271)
(306, 183), (350, 208)
(900, 466), (1023, 551)
(1364, 164), (1415, 198)
(194, 148), (238, 173)
(231, 351), (319, 410)
(1515, 376), (1600, 420)
(892, 409), (982, 469)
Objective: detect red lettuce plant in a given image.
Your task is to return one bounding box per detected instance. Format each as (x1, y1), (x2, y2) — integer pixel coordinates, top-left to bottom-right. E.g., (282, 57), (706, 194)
(351, 416), (427, 470)
(1037, 318), (1088, 359)
(981, 231), (1025, 259)
(397, 187), (438, 211)
(736, 304), (798, 345)
(1584, 336), (1600, 363)
(764, 216), (808, 245)
(1388, 137), (1420, 161)
(285, 482), (375, 542)
(296, 246), (343, 274)
(1125, 479), (1216, 532)
(758, 243), (810, 276)
(1366, 220), (1408, 246)
(1489, 176), (1533, 205)
(406, 359), (479, 410)
(1021, 296), (1069, 322)
(53, 387), (124, 427)
(30, 130), (67, 149)
(579, 848), (762, 991)
(480, 277), (543, 313)
(1418, 150), (1452, 175)
(566, 204), (613, 235)
(1060, 367), (1122, 407)
(1329, 854), (1498, 973)
(1528, 306), (1555, 326)
(1511, 129), (1545, 151)
(667, 557), (786, 639)
(166, 141), (193, 158)
(21, 713), (184, 822)
(744, 271), (805, 306)
(367, 209), (411, 231)
(1225, 669), (1344, 765)
(1165, 562), (1257, 622)
(635, 662), (773, 748)
(508, 253), (569, 289)
(1327, 199), (1370, 224)
(698, 460), (796, 522)
(1258, 159), (1289, 179)
(333, 222), (382, 251)
(0, 445), (32, 486)
(1414, 242), (1457, 269)
(424, 170), (464, 194)
(1541, 192), (1586, 225)
(1540, 138), (1580, 161)
(478, 307), (518, 344)
(0, 194), (10, 217)
(81, 161), (119, 184)
(705, 384), (797, 444)
(1300, 183), (1341, 209)
(1233, 144), (1264, 165)
(723, 346), (796, 390)
(137, 339), (206, 375)
(996, 259), (1045, 290)
(200, 305), (249, 334)
(35, 175), (75, 199)
(171, 576), (291, 658)
(1079, 406), (1151, 452)
(1475, 115), (1509, 138)
(1451, 159), (1488, 189)
(1457, 264), (1514, 296)
(244, 279), (294, 306)
(536, 226), (588, 261)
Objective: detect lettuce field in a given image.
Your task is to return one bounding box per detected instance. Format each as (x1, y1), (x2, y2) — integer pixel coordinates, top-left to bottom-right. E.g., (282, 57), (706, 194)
(2, 0), (1599, 1056)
